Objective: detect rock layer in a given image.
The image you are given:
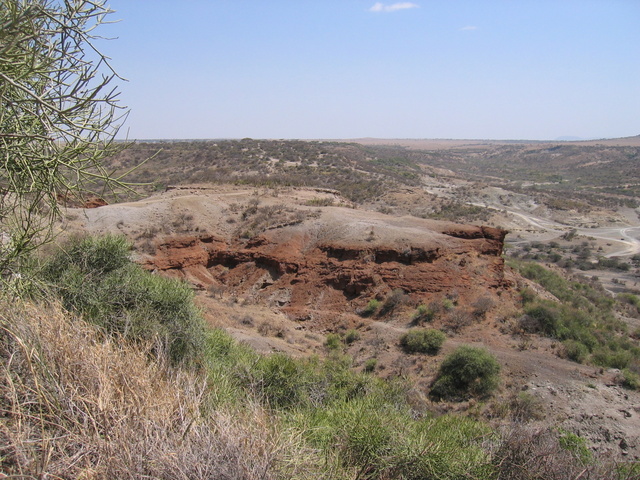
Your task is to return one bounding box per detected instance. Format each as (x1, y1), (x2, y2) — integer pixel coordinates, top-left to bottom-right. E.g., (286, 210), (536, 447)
(144, 222), (508, 322)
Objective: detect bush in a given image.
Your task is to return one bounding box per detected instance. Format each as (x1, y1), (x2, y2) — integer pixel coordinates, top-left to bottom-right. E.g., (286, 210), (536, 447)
(523, 302), (561, 336)
(0, 299), (277, 479)
(520, 287), (537, 304)
(442, 308), (473, 333)
(430, 346), (500, 401)
(42, 235), (205, 365)
(563, 340), (589, 364)
(0, 0), (127, 278)
(43, 234), (131, 278)
(558, 430), (592, 464)
(379, 288), (407, 316)
(337, 402), (392, 470)
(361, 298), (380, 317)
(412, 304), (435, 323)
(509, 261), (638, 370)
(363, 358), (377, 373)
(301, 392), (494, 479)
(442, 298), (455, 311)
(618, 368), (640, 391)
(344, 329), (360, 344)
(400, 328), (446, 355)
(493, 427), (606, 479)
(472, 296), (495, 318)
(619, 293), (640, 315)
(591, 348), (632, 370)
(254, 353), (306, 408)
(325, 333), (342, 351)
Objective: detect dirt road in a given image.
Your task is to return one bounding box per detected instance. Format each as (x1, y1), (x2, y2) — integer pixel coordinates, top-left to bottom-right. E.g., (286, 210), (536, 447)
(490, 204), (640, 257)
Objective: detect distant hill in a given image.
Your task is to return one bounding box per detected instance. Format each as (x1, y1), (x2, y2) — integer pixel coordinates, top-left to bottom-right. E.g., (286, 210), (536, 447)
(348, 135), (640, 149)
(569, 134), (640, 147)
(102, 137), (640, 210)
(555, 136), (584, 141)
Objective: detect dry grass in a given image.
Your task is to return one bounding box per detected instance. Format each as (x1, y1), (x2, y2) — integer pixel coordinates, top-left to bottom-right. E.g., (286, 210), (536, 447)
(1, 300), (636, 479)
(491, 426), (639, 480)
(0, 299), (304, 479)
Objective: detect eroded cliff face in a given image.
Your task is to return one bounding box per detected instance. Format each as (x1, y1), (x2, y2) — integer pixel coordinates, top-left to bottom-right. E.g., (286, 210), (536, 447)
(143, 223), (508, 322)
(71, 186), (509, 323)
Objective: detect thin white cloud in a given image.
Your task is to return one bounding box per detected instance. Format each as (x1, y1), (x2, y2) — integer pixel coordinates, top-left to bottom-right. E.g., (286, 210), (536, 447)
(459, 26), (478, 31)
(369, 2), (419, 13)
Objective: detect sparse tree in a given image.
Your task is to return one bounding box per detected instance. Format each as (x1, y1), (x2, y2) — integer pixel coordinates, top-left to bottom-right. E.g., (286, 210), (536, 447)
(1, 0), (131, 276)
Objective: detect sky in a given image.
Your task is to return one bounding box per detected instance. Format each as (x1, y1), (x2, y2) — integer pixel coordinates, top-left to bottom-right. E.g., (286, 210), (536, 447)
(102, 0), (640, 141)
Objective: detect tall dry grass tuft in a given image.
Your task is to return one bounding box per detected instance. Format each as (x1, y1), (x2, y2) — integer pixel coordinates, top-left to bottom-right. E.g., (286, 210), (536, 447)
(0, 299), (292, 479)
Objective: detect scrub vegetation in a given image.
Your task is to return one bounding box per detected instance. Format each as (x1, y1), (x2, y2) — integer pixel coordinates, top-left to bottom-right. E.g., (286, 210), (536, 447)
(109, 139), (424, 203)
(510, 260), (640, 378)
(400, 328), (446, 355)
(1, 236), (637, 478)
(104, 140), (640, 214)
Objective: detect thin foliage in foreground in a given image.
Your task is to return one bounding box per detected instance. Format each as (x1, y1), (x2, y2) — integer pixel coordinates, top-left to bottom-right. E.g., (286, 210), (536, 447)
(0, 0), (137, 276)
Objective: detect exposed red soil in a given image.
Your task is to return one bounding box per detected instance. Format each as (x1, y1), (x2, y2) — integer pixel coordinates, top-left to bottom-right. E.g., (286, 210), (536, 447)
(143, 222), (508, 328)
(82, 196), (108, 209)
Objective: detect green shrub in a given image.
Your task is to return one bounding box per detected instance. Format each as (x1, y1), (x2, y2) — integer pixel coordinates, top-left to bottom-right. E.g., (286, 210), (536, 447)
(520, 287), (537, 304)
(254, 353), (307, 408)
(301, 393), (494, 479)
(442, 298), (455, 311)
(519, 262), (573, 302)
(334, 401), (491, 480)
(362, 298), (380, 316)
(363, 358), (377, 373)
(558, 429), (592, 464)
(338, 402), (392, 471)
(400, 328), (446, 355)
(619, 368), (640, 391)
(412, 304), (435, 323)
(619, 293), (640, 314)
(323, 354), (373, 403)
(202, 328), (260, 404)
(42, 235), (205, 365)
(379, 288), (407, 315)
(42, 234), (131, 278)
(592, 347), (632, 370)
(325, 333), (342, 351)
(430, 346), (500, 401)
(563, 340), (589, 364)
(397, 415), (494, 479)
(344, 329), (360, 344)
(515, 271), (638, 370)
(617, 462), (640, 478)
(523, 301), (561, 336)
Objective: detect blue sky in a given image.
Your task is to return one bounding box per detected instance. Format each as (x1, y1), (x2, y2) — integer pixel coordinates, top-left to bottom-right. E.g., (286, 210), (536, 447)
(103, 1), (640, 140)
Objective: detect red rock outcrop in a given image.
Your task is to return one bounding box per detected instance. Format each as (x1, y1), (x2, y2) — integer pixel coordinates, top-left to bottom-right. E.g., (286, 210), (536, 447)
(143, 222), (509, 323)
(82, 197), (108, 209)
